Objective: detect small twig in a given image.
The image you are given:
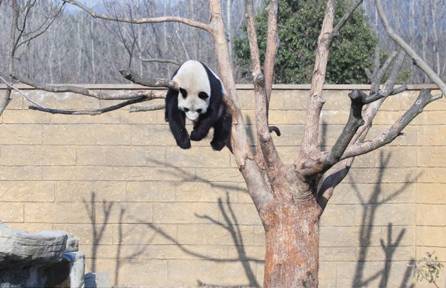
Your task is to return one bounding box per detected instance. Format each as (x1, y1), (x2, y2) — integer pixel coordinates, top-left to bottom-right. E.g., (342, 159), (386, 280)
(119, 69), (179, 90)
(376, 0), (446, 96)
(129, 103), (165, 112)
(29, 95), (152, 115)
(139, 58), (180, 66)
(0, 74), (45, 108)
(63, 0), (213, 32)
(12, 73), (149, 100)
(332, 0), (364, 36)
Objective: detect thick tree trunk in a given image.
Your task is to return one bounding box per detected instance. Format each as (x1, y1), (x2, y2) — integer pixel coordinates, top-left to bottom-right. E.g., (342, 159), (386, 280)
(263, 199), (321, 288)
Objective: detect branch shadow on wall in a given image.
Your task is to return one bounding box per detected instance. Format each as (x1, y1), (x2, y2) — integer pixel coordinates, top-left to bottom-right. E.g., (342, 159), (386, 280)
(82, 192), (149, 288)
(350, 151), (419, 288)
(139, 157), (263, 287)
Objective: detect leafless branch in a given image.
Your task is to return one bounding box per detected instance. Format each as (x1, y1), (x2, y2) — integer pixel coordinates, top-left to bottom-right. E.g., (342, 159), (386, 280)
(139, 58), (180, 66)
(376, 0), (446, 96)
(12, 73), (163, 100)
(300, 0), (336, 160)
(263, 0), (279, 102)
(129, 103), (165, 113)
(29, 94), (153, 115)
(63, 0), (213, 32)
(342, 89), (442, 159)
(245, 0), (282, 171)
(119, 69), (179, 90)
(332, 0), (363, 36)
(15, 2), (65, 50)
(324, 90), (366, 168)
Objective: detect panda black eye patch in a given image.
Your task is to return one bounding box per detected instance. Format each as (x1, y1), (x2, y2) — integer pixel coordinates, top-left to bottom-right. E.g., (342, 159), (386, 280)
(198, 92), (209, 100)
(179, 88), (188, 98)
(183, 107), (189, 112)
(196, 109), (202, 113)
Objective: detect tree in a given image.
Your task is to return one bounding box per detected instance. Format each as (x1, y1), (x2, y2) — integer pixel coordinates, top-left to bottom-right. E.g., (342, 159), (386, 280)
(234, 0), (377, 84)
(1, 0), (445, 286)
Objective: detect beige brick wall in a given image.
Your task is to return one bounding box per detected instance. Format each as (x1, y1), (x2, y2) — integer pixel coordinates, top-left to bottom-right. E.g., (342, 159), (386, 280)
(0, 85), (445, 287)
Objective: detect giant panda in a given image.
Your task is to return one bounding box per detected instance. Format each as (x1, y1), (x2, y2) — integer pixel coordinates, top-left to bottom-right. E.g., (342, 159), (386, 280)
(165, 60), (232, 151)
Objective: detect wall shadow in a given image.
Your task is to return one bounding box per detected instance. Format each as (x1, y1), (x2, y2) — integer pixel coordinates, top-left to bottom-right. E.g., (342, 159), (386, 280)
(350, 151), (418, 288)
(140, 158), (262, 287)
(82, 192), (149, 288)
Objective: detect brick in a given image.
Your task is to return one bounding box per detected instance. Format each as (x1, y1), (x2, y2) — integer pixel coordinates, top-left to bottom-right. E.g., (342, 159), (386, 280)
(0, 125), (41, 144)
(177, 224), (258, 246)
(52, 223), (113, 245)
(126, 181), (176, 202)
(112, 260), (169, 286)
(167, 259), (255, 286)
(55, 181), (126, 202)
(8, 223), (53, 232)
(416, 204), (446, 226)
(75, 146), (165, 166)
(416, 227), (446, 247)
(0, 145), (75, 165)
(41, 166), (184, 181)
(0, 203), (23, 222)
(418, 147), (446, 167)
(416, 183), (446, 204)
(0, 181), (54, 202)
(346, 167), (417, 184)
(419, 168), (446, 183)
(320, 204), (360, 227)
(0, 166), (41, 180)
(175, 181), (246, 202)
(195, 168), (244, 182)
(42, 124), (132, 145)
(331, 183), (415, 204)
(24, 202), (152, 224)
(112, 223), (177, 245)
(131, 124), (178, 146)
(3, 93), (23, 110)
(417, 125), (446, 146)
(152, 202), (222, 224)
(165, 146), (230, 168)
(1, 110), (51, 124)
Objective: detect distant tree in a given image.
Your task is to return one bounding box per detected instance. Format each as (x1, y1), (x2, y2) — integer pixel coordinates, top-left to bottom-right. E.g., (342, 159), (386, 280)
(234, 0), (377, 84)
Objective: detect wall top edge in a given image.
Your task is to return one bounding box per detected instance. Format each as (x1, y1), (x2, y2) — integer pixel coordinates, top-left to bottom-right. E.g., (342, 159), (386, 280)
(0, 83), (440, 91)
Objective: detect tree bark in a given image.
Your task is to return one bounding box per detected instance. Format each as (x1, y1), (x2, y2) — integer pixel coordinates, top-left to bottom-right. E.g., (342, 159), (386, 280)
(263, 198), (321, 288)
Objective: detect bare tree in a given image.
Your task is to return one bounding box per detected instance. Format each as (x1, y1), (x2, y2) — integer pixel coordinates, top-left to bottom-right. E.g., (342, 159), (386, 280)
(1, 0), (445, 286)
(0, 0), (64, 113)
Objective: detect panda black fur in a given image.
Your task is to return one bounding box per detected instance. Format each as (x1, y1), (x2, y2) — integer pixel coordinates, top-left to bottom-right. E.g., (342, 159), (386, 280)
(165, 60), (232, 151)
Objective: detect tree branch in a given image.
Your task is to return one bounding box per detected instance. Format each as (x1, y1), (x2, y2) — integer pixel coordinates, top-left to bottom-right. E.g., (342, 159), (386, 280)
(12, 73), (164, 100)
(376, 0), (446, 96)
(29, 95), (151, 115)
(139, 58), (180, 66)
(263, 0), (279, 102)
(245, 0), (282, 171)
(332, 0), (363, 36)
(300, 0), (336, 158)
(63, 0), (213, 32)
(324, 90), (365, 168)
(119, 69), (179, 90)
(342, 89), (442, 159)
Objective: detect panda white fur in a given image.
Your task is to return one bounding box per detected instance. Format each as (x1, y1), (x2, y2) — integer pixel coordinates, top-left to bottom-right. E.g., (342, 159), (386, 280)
(165, 60), (232, 150)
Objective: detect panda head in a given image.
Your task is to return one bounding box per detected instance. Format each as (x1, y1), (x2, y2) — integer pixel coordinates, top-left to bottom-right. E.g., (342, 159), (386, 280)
(174, 61), (211, 121)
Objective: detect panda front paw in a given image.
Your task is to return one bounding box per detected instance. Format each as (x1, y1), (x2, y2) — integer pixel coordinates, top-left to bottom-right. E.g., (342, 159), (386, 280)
(176, 137), (191, 149)
(190, 130), (207, 141)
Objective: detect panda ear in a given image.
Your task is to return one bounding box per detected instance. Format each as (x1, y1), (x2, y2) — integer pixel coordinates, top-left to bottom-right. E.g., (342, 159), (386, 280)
(198, 92), (209, 100)
(179, 88), (188, 98)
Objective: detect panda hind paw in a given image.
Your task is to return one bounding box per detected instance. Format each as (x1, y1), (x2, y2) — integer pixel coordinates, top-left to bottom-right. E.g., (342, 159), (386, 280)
(210, 140), (226, 151)
(177, 138), (191, 149)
